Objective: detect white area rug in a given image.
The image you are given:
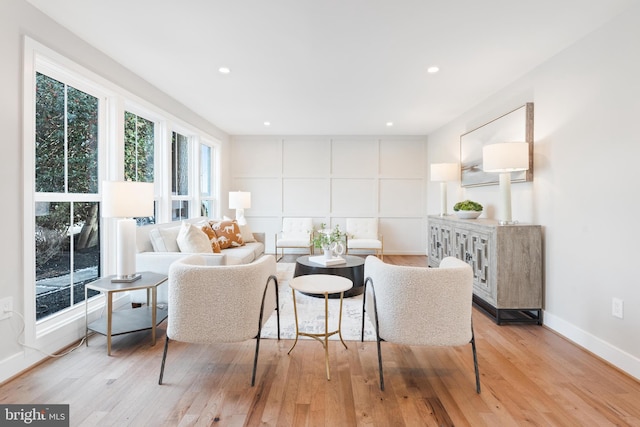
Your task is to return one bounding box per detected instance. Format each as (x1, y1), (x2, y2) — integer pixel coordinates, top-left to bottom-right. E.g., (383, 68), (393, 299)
(261, 263), (376, 341)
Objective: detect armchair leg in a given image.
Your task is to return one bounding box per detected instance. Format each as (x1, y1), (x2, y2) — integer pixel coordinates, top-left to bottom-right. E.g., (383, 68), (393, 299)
(365, 277), (385, 391)
(361, 285), (366, 342)
(158, 336), (170, 385)
(251, 336), (261, 387)
(376, 337), (385, 391)
(471, 326), (481, 394)
(275, 277), (281, 340)
(252, 274), (279, 386)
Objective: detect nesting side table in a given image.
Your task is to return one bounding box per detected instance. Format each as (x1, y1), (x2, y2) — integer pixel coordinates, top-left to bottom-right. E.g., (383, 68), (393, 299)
(85, 272), (168, 355)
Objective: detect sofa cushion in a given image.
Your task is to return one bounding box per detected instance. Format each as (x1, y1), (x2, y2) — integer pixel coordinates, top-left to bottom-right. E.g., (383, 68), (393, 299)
(210, 220), (244, 249)
(223, 242), (264, 265)
(200, 223), (222, 253)
(136, 217), (209, 253)
(149, 226), (181, 252)
(176, 222), (214, 253)
(348, 238), (382, 249)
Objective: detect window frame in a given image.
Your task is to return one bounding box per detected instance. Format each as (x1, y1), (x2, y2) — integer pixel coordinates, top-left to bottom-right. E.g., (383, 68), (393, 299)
(199, 139), (220, 219)
(23, 37), (222, 350)
(123, 102), (166, 223)
(24, 40), (112, 343)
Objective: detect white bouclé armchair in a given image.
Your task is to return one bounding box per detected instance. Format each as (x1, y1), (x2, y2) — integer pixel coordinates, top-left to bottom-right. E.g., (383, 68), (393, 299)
(158, 254), (280, 386)
(362, 255), (480, 392)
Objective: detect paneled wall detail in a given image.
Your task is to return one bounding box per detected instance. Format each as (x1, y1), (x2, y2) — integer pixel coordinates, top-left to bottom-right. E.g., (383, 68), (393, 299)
(231, 136), (428, 255)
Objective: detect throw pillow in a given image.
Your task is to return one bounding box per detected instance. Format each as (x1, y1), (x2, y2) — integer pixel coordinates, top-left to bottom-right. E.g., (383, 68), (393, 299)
(210, 220), (245, 249)
(176, 222), (213, 253)
(149, 226), (181, 252)
(200, 223), (222, 253)
(239, 222), (256, 243)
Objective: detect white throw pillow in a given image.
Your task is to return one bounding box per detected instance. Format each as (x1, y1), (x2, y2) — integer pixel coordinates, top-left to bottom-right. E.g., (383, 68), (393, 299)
(176, 222), (213, 253)
(149, 226), (181, 252)
(239, 222), (256, 243)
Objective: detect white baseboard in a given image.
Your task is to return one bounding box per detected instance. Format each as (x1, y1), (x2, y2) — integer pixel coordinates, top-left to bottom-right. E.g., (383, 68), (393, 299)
(0, 319), (88, 385)
(0, 294), (131, 384)
(543, 311), (640, 380)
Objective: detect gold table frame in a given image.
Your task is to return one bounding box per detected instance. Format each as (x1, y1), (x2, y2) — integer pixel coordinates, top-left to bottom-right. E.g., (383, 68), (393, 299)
(85, 272), (168, 355)
(287, 274), (353, 380)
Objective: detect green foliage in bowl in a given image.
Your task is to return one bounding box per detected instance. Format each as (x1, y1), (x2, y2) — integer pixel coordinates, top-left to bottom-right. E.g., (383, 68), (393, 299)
(453, 200), (483, 212)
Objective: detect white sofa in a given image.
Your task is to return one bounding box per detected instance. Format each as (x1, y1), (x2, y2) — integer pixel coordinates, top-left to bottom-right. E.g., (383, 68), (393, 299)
(133, 216), (265, 302)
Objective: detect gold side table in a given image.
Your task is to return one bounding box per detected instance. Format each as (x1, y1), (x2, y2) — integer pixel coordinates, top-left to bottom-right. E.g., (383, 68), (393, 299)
(85, 272), (168, 355)
(287, 274), (353, 380)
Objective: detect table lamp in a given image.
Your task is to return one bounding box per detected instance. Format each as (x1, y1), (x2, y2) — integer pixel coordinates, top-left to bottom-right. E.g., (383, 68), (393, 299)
(430, 163), (458, 216)
(482, 142), (529, 224)
(102, 181), (154, 282)
(229, 191), (251, 225)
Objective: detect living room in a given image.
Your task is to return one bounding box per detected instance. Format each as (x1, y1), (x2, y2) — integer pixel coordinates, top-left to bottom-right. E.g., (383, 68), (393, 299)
(1, 0), (639, 425)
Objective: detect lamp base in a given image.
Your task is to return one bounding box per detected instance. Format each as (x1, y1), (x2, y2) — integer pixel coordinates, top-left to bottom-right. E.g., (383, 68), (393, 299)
(498, 219), (520, 226)
(111, 273), (142, 283)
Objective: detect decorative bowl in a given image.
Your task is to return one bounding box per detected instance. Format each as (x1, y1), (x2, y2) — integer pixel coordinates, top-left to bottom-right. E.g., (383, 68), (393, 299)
(455, 210), (482, 219)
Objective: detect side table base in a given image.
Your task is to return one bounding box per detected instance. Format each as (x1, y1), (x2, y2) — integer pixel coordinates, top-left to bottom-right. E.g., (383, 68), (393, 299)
(287, 289), (348, 380)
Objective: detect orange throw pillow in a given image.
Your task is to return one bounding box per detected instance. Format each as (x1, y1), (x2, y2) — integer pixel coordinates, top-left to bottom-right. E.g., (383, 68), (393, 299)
(210, 220), (245, 249)
(201, 223), (222, 253)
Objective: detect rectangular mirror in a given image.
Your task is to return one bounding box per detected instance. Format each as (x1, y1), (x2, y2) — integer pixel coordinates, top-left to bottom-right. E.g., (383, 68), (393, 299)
(460, 103), (534, 187)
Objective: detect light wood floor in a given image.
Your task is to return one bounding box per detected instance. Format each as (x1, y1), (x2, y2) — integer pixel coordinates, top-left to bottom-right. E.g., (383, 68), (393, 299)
(2, 255), (639, 426)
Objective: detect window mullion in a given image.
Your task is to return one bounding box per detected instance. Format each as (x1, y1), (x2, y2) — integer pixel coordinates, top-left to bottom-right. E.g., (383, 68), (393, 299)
(64, 84), (69, 194)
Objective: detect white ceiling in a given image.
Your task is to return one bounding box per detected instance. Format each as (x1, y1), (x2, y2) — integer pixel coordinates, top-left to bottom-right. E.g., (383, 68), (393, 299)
(26, 0), (638, 136)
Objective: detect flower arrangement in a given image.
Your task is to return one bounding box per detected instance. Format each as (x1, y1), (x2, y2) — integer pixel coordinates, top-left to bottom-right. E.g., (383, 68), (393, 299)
(312, 223), (345, 249)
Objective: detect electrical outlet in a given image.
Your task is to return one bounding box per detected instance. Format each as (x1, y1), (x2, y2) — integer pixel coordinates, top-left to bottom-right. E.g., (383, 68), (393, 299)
(0, 297), (12, 320)
(612, 297), (624, 319)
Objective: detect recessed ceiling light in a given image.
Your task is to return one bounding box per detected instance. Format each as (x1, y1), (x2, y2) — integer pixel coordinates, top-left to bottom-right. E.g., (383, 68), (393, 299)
(218, 67), (231, 74)
(427, 66), (440, 74)
(264, 121), (271, 126)
(386, 122), (394, 127)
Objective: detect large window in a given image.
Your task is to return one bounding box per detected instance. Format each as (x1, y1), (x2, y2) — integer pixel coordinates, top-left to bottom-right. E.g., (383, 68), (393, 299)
(24, 39), (221, 347)
(124, 111), (154, 183)
(171, 131), (190, 220)
(124, 111), (156, 224)
(34, 72), (101, 320)
(200, 143), (216, 217)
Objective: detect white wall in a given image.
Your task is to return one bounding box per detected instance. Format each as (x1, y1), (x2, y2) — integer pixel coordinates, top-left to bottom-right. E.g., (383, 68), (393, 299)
(230, 136), (428, 255)
(0, 0), (229, 382)
(428, 4), (640, 379)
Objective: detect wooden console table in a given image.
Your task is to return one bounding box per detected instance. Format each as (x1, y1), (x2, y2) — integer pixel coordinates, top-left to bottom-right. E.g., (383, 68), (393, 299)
(428, 215), (543, 325)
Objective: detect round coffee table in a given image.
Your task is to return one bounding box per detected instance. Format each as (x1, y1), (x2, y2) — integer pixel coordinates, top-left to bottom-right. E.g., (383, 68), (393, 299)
(294, 255), (365, 298)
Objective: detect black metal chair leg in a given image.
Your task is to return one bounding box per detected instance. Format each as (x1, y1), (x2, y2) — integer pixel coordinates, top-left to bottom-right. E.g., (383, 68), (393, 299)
(376, 337), (385, 391)
(252, 274), (279, 386)
(471, 325), (481, 393)
(366, 277), (385, 391)
(251, 336), (261, 387)
(275, 277), (281, 340)
(361, 281), (368, 342)
(158, 336), (170, 385)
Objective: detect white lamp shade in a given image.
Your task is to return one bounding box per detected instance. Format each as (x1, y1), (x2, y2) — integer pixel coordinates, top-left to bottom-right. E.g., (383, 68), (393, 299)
(482, 142), (530, 172)
(101, 181), (154, 218)
(430, 163), (459, 182)
(229, 191), (251, 209)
